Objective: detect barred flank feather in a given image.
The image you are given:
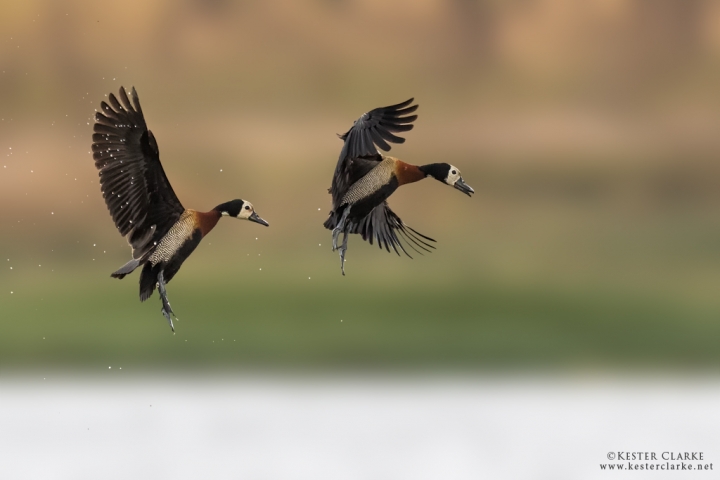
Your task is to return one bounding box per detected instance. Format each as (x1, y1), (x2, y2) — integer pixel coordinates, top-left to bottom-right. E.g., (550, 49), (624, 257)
(148, 211), (196, 266)
(340, 157), (395, 205)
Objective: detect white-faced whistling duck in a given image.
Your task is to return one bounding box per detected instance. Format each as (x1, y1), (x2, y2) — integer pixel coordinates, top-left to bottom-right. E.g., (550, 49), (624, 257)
(324, 98), (474, 275)
(92, 87), (269, 331)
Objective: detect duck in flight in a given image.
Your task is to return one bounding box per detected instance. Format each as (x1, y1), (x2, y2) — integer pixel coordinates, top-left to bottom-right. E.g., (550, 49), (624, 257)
(92, 87), (269, 331)
(324, 98), (474, 275)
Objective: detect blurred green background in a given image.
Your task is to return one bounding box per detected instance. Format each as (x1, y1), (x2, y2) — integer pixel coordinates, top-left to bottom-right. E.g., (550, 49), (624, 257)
(2, 0), (720, 370)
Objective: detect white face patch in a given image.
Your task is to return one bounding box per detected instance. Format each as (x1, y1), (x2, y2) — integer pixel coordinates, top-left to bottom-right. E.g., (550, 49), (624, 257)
(445, 165), (462, 186)
(221, 211), (229, 216)
(237, 202), (254, 219)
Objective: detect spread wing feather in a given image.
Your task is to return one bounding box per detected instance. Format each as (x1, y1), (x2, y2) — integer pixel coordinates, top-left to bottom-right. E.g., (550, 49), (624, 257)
(330, 98), (418, 209)
(347, 202), (435, 258)
(92, 86), (184, 260)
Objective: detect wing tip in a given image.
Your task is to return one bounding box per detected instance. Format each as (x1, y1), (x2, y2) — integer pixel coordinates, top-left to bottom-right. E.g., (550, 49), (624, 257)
(391, 97), (415, 110)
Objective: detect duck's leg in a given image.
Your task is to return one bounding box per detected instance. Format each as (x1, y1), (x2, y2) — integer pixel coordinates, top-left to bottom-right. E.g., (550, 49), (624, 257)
(339, 230), (349, 276)
(157, 271), (177, 332)
(332, 205), (351, 252)
(331, 205), (352, 275)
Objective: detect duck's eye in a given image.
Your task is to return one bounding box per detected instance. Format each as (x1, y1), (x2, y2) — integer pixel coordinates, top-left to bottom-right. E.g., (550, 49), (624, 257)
(452, 170), (457, 175)
(245, 205), (251, 210)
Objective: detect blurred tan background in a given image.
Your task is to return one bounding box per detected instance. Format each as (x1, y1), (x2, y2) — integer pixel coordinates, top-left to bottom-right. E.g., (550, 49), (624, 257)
(2, 0), (720, 369)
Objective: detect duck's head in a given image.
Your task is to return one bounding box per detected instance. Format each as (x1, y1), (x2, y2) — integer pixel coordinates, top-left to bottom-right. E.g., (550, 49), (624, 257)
(421, 163), (474, 197)
(215, 199), (269, 226)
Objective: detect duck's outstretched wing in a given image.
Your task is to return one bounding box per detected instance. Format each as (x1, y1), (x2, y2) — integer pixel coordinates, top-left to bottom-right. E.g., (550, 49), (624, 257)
(330, 98), (418, 209)
(349, 201), (436, 258)
(92, 86), (184, 260)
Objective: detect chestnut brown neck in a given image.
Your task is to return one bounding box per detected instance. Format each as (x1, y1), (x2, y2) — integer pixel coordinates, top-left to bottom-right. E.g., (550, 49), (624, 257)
(393, 159), (426, 186)
(194, 209), (221, 237)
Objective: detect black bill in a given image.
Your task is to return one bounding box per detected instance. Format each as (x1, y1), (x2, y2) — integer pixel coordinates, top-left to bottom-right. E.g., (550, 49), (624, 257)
(454, 178), (475, 197)
(249, 211), (269, 226)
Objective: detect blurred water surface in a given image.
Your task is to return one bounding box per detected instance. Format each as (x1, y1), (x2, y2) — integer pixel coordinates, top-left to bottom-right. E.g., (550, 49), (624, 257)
(1, 373), (719, 480)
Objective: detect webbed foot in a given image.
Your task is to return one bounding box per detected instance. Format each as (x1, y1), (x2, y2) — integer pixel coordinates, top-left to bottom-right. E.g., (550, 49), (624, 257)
(339, 247), (347, 275)
(161, 305), (177, 333)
